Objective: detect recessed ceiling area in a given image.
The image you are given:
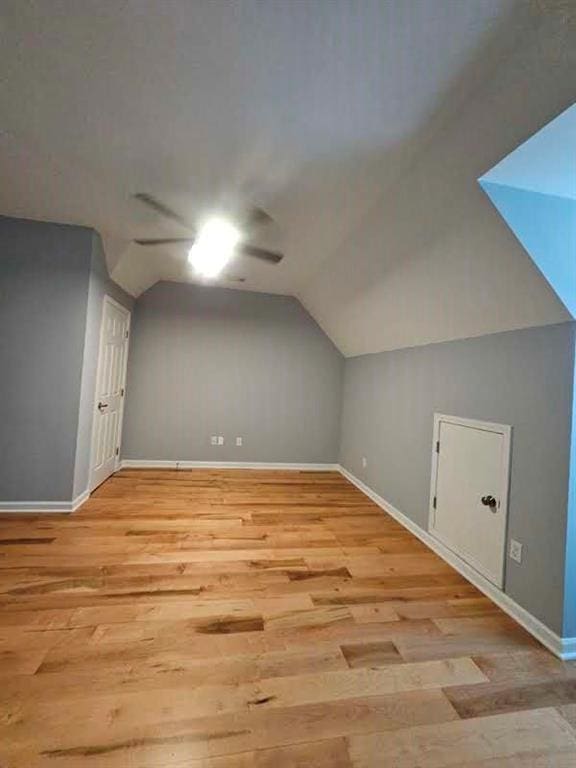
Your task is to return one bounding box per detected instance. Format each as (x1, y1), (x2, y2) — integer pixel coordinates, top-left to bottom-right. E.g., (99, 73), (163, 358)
(1, 0), (516, 299)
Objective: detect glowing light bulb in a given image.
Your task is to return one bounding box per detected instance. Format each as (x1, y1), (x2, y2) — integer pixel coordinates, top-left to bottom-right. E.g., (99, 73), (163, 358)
(188, 217), (241, 278)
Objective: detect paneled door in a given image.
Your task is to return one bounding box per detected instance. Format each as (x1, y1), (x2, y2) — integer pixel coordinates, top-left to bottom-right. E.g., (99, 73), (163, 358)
(89, 296), (131, 491)
(429, 414), (511, 588)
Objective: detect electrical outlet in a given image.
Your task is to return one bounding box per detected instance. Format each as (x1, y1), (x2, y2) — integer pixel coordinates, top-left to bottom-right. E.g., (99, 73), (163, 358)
(510, 539), (523, 564)
(236, 437), (243, 446)
(210, 436), (218, 446)
(218, 436), (225, 445)
(361, 457), (367, 469)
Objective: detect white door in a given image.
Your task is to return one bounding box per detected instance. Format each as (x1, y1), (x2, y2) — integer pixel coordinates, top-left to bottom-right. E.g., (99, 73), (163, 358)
(429, 414), (511, 587)
(89, 296), (131, 491)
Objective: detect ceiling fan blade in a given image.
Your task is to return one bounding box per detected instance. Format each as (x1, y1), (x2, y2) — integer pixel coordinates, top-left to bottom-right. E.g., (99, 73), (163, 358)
(133, 193), (192, 229)
(134, 238), (195, 246)
(134, 236), (283, 265)
(246, 206), (274, 228)
(241, 244), (283, 264)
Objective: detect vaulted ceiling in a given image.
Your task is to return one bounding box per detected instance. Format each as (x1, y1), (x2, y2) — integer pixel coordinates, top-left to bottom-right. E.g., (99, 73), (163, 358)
(1, 0), (575, 355)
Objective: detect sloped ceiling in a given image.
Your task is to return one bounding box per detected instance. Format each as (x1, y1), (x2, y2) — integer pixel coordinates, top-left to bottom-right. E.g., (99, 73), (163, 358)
(299, 2), (576, 355)
(1, 0), (575, 356)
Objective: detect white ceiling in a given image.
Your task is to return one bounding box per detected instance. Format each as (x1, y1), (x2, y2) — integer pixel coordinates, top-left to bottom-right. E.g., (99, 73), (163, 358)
(1, 0), (516, 294)
(2, 0), (571, 356)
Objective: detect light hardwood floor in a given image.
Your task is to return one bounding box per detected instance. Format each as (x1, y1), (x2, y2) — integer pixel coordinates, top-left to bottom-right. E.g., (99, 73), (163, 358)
(1, 469), (575, 766)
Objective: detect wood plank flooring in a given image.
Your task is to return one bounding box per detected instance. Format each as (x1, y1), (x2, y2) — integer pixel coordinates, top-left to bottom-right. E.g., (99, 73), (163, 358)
(1, 468), (575, 766)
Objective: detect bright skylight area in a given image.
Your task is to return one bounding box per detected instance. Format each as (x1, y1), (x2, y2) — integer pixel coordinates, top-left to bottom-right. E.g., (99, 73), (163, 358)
(480, 103), (576, 201)
(479, 104), (576, 318)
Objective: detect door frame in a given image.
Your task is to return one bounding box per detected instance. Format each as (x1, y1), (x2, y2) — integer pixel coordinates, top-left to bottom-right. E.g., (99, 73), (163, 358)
(89, 295), (131, 492)
(428, 413), (512, 586)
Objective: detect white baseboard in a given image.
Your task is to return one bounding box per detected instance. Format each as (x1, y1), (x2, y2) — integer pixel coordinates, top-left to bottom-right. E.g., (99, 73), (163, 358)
(338, 465), (576, 661)
(0, 488), (90, 515)
(120, 460), (339, 471)
(71, 489), (90, 511)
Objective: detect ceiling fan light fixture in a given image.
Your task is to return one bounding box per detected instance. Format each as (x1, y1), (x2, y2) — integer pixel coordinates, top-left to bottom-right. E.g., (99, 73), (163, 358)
(188, 217), (242, 278)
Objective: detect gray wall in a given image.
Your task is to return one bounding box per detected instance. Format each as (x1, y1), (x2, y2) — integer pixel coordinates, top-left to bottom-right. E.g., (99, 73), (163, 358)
(0, 216), (134, 502)
(0, 216), (92, 501)
(122, 282), (343, 464)
(72, 233), (134, 496)
(339, 322), (576, 636)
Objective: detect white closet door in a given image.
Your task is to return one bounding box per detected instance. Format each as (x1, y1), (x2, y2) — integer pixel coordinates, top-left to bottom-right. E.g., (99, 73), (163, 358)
(429, 415), (511, 587)
(90, 297), (130, 491)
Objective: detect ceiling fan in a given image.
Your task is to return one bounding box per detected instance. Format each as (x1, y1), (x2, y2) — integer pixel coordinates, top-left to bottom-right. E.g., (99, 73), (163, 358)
(132, 193), (284, 266)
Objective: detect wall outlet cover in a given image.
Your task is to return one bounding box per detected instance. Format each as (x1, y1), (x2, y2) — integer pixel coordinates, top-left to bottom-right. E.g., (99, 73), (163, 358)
(211, 436), (218, 446)
(362, 457), (367, 468)
(236, 437), (243, 446)
(218, 436), (225, 445)
(510, 539), (523, 564)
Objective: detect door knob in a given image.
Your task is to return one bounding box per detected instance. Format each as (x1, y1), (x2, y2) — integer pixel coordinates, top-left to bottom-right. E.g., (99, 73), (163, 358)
(98, 402), (109, 412)
(481, 495), (497, 510)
